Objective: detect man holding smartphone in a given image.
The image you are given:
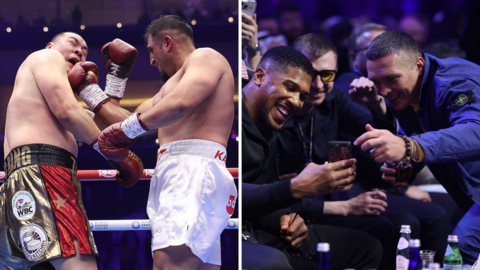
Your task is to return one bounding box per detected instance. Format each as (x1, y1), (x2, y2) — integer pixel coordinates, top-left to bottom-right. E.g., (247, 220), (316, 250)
(276, 33), (400, 269)
(242, 45), (382, 270)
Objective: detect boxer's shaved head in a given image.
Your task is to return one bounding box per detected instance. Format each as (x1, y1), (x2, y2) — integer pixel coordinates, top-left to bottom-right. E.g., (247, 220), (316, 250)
(50, 32), (66, 43)
(144, 15), (194, 45)
(50, 32), (82, 43)
(48, 32), (88, 55)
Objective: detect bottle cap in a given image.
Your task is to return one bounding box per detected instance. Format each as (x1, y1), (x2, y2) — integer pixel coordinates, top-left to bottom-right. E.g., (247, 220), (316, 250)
(400, 225), (411, 233)
(428, 262), (440, 270)
(317, 242), (330, 252)
(409, 239), (421, 248)
(447, 234), (458, 243)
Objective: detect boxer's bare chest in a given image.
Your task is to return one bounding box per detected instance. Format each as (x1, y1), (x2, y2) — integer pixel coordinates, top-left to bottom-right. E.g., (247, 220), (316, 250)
(152, 68), (185, 105)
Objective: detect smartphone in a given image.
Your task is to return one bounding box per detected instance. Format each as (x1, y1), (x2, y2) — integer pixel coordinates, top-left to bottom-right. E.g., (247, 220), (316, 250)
(328, 141), (352, 163)
(242, 0), (257, 18)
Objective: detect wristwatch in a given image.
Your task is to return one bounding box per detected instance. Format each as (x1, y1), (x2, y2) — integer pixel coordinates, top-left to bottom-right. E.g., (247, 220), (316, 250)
(246, 43), (260, 55)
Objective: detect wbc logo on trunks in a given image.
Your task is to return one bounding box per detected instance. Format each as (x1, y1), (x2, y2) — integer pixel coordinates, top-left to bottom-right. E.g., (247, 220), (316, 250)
(12, 191), (36, 221)
(19, 224), (48, 261)
(98, 170), (117, 178)
(226, 195), (236, 215)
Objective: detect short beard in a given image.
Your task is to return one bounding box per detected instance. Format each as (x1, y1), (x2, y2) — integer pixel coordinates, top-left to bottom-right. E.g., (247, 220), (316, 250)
(259, 100), (282, 132)
(161, 72), (170, 83)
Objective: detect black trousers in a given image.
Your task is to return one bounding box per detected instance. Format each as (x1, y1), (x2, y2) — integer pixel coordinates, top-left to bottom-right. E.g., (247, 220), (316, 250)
(242, 225), (382, 270)
(318, 214), (399, 269)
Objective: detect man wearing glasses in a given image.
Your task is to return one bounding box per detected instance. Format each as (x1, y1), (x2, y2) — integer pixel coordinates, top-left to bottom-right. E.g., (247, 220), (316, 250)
(276, 33), (397, 269)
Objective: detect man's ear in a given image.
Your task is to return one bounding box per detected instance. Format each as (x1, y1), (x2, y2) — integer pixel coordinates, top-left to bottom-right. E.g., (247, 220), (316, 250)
(253, 68), (266, 86)
(46, 42), (53, 49)
(416, 56), (425, 75)
(163, 36), (173, 52)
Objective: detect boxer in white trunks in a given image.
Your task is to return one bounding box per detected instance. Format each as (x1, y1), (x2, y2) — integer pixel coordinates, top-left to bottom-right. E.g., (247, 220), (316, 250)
(89, 15), (236, 270)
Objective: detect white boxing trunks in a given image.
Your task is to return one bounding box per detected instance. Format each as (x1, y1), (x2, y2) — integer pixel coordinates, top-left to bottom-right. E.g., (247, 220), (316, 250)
(147, 139), (237, 265)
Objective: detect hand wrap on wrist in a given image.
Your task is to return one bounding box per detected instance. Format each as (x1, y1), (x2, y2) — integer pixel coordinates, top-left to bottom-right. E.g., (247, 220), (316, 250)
(105, 74), (128, 99)
(79, 84), (110, 113)
(120, 112), (150, 139)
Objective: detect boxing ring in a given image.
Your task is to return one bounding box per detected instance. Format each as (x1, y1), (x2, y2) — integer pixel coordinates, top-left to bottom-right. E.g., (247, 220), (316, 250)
(0, 168), (239, 231)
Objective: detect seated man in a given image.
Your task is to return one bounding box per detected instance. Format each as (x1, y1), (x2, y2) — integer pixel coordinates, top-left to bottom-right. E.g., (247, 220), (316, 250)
(242, 45), (382, 270)
(276, 32), (403, 269)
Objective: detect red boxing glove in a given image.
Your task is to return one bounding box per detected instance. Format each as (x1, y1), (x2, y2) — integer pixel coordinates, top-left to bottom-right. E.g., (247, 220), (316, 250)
(102, 39), (138, 78)
(92, 140), (143, 187)
(68, 62), (99, 94)
(107, 151), (144, 187)
(98, 123), (134, 161)
(102, 39), (138, 99)
(98, 113), (149, 161)
(68, 62), (110, 112)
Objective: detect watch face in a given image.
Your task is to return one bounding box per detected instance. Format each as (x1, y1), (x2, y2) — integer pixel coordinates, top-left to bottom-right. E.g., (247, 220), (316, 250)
(254, 44), (261, 54)
(247, 44), (260, 55)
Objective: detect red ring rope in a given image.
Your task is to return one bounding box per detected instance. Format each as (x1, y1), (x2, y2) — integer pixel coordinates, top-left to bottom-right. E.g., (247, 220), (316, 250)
(0, 168), (238, 182)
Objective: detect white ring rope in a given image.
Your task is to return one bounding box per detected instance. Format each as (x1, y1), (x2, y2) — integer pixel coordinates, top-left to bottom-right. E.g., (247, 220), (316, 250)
(89, 218), (239, 231)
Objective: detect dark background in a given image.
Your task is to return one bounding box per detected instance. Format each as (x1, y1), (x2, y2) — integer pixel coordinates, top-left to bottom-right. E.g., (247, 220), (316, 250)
(0, 0), (238, 269)
(250, 0), (480, 75)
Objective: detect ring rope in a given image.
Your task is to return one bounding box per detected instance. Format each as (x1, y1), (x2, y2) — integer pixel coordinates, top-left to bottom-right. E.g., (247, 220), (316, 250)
(89, 218), (239, 231)
(0, 169), (239, 230)
(0, 168), (238, 181)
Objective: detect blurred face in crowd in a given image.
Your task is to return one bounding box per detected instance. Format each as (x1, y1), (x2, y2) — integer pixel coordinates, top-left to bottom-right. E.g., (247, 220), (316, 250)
(278, 11), (304, 42)
(258, 17), (279, 35)
(399, 17), (428, 48)
(351, 29), (384, 75)
(301, 50), (337, 106)
(253, 64), (311, 131)
(367, 52), (424, 111)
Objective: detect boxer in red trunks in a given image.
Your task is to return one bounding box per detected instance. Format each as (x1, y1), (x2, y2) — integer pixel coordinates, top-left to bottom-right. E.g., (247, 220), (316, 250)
(1, 32), (142, 270)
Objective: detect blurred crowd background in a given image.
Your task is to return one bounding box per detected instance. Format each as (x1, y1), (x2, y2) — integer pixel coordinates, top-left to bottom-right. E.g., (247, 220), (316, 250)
(251, 0), (479, 75)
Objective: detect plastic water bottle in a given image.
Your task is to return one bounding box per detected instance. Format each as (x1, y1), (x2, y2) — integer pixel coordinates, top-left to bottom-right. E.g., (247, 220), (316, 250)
(444, 234), (462, 270)
(397, 225), (412, 270)
(408, 239), (421, 270)
(317, 243), (331, 270)
(429, 262), (440, 270)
